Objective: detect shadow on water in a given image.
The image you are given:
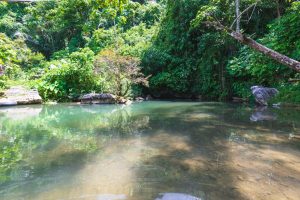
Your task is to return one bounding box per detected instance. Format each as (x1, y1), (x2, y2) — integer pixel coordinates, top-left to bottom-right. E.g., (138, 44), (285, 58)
(129, 102), (300, 199)
(0, 102), (300, 200)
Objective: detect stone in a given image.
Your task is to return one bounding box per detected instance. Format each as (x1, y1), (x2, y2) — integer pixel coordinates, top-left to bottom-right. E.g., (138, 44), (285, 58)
(135, 97), (144, 102)
(80, 93), (117, 104)
(0, 86), (42, 106)
(0, 100), (17, 106)
(251, 86), (279, 106)
(155, 193), (201, 200)
(125, 99), (132, 105)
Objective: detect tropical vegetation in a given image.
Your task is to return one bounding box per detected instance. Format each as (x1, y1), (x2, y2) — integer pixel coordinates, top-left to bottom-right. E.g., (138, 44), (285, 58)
(0, 0), (299, 103)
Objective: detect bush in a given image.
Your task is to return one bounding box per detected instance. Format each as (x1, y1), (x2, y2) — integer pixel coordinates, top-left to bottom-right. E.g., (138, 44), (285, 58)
(272, 83), (300, 104)
(38, 48), (100, 101)
(0, 33), (44, 80)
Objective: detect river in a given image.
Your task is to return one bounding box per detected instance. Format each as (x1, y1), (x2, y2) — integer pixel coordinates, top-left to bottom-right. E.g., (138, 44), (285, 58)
(0, 101), (299, 200)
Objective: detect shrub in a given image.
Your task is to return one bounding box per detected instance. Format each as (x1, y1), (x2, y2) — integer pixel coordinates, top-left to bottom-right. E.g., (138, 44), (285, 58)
(38, 48), (100, 101)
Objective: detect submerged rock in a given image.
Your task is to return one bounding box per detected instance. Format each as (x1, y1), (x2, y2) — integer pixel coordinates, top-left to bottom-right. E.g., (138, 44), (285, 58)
(0, 86), (42, 106)
(251, 86), (279, 106)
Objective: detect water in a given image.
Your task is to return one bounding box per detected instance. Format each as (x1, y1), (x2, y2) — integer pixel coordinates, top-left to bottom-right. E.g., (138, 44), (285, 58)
(0, 101), (299, 200)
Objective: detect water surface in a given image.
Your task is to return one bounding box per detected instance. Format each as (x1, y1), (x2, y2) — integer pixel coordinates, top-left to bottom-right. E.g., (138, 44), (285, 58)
(0, 101), (300, 200)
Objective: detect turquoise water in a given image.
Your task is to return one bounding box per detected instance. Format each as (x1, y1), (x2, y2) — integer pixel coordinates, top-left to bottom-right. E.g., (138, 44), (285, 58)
(0, 101), (300, 200)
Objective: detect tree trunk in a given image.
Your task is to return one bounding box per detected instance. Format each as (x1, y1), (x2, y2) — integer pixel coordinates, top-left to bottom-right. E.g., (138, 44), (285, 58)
(276, 0), (281, 18)
(230, 31), (300, 72)
(235, 0), (241, 32)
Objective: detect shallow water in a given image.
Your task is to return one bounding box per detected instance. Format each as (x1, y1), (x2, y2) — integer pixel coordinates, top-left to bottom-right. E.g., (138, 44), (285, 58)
(0, 101), (300, 200)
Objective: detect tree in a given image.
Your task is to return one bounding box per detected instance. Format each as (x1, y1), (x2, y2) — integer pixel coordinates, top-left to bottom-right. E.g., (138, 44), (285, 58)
(193, 0), (300, 72)
(94, 49), (149, 96)
(23, 0), (129, 57)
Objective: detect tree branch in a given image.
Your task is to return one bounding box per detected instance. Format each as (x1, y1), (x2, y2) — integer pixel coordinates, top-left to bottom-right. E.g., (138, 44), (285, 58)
(230, 2), (258, 30)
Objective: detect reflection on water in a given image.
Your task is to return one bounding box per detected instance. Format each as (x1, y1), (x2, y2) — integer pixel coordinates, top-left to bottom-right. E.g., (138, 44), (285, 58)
(250, 106), (277, 122)
(0, 102), (300, 200)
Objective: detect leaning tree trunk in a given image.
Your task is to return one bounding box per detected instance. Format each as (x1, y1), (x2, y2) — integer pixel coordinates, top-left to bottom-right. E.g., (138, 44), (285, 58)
(230, 31), (300, 72)
(207, 21), (300, 72)
(225, 0), (300, 72)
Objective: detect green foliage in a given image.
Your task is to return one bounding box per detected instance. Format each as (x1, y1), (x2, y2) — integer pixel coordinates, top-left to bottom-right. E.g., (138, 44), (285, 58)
(88, 23), (158, 57)
(142, 0), (235, 99)
(121, 1), (164, 29)
(0, 0), (299, 103)
(272, 83), (300, 104)
(88, 28), (116, 53)
(0, 2), (26, 37)
(37, 48), (100, 101)
(21, 0), (161, 57)
(0, 33), (44, 79)
(228, 2), (300, 98)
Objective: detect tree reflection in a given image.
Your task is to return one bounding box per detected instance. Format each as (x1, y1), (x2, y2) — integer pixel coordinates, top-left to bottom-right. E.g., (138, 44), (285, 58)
(0, 104), (149, 186)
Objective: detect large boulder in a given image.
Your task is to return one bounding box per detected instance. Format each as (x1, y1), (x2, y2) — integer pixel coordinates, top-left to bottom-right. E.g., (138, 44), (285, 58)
(80, 93), (117, 104)
(0, 86), (42, 106)
(80, 93), (132, 105)
(251, 86), (279, 106)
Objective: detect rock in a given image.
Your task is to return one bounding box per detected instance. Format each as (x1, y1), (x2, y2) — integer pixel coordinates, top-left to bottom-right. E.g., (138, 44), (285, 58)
(0, 86), (42, 106)
(0, 100), (17, 106)
(117, 96), (128, 104)
(155, 193), (201, 200)
(80, 93), (117, 104)
(251, 86), (279, 106)
(135, 97), (144, 102)
(80, 93), (132, 105)
(146, 94), (153, 101)
(125, 100), (132, 105)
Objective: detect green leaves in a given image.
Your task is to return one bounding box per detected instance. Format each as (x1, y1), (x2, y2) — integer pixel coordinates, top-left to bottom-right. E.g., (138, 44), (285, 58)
(227, 2), (300, 98)
(191, 5), (218, 28)
(38, 48), (99, 101)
